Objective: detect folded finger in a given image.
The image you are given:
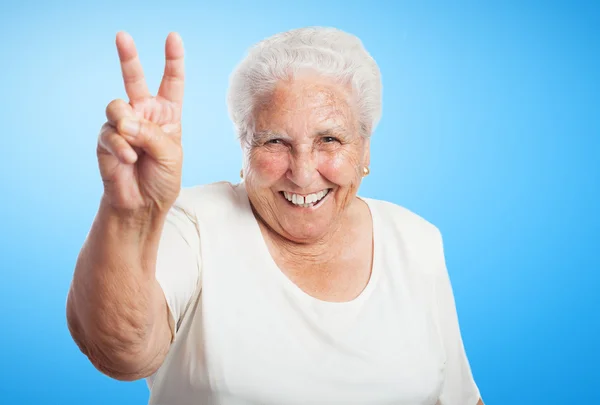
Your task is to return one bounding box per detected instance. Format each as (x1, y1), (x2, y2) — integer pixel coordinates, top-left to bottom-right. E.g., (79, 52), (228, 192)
(99, 123), (138, 164)
(116, 117), (180, 162)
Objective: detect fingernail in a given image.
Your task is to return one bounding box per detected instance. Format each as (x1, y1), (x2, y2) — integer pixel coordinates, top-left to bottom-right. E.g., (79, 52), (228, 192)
(121, 118), (139, 136)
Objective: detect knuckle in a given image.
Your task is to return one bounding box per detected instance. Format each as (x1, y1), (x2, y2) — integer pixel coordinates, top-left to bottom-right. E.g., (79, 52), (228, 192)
(100, 123), (114, 137)
(101, 121), (115, 132)
(98, 124), (111, 145)
(99, 122), (111, 139)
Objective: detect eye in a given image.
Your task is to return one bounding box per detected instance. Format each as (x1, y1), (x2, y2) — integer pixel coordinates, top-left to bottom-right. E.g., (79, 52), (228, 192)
(322, 136), (340, 144)
(266, 139), (283, 145)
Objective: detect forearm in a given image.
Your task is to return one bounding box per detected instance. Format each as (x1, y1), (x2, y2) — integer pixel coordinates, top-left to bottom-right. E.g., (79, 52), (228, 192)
(66, 196), (171, 380)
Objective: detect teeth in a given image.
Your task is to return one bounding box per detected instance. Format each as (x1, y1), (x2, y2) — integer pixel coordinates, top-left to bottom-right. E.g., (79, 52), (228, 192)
(283, 189), (329, 207)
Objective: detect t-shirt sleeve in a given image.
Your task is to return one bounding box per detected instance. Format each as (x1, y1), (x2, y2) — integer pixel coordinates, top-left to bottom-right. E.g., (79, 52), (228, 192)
(155, 198), (202, 341)
(433, 229), (481, 405)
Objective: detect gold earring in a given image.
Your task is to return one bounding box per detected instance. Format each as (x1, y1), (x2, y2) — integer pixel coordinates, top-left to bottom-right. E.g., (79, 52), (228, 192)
(240, 169), (244, 179)
(363, 166), (370, 176)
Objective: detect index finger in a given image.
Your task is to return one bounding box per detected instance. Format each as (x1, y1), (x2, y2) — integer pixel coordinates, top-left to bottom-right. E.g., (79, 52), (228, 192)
(157, 32), (185, 105)
(116, 31), (152, 103)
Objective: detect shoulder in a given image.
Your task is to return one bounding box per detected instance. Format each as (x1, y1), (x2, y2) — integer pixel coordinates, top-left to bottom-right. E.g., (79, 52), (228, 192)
(365, 197), (445, 270)
(176, 180), (240, 204)
(172, 181), (245, 213)
(366, 197), (443, 244)
(166, 181), (251, 233)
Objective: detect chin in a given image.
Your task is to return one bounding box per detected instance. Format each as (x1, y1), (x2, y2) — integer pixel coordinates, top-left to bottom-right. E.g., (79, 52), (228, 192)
(281, 222), (330, 243)
(277, 199), (336, 242)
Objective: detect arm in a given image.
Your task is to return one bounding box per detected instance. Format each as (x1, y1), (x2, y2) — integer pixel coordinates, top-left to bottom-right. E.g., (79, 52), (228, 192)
(66, 31), (189, 381)
(433, 228), (482, 405)
(66, 198), (172, 381)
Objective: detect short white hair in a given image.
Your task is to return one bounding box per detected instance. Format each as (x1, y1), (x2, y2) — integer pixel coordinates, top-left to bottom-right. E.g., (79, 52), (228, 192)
(227, 26), (383, 144)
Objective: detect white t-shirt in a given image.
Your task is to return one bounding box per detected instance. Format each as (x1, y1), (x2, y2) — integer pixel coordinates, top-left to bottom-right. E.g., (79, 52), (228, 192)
(147, 181), (480, 405)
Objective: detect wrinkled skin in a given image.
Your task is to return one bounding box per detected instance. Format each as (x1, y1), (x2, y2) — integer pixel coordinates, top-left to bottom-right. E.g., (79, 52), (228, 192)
(242, 74), (371, 245)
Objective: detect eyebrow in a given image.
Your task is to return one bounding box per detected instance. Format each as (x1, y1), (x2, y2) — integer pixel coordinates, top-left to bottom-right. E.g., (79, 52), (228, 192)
(252, 130), (291, 146)
(252, 130), (292, 144)
(316, 126), (347, 137)
(252, 125), (348, 144)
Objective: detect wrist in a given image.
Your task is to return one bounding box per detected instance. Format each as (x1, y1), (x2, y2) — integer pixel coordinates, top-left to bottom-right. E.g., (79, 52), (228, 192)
(98, 194), (169, 247)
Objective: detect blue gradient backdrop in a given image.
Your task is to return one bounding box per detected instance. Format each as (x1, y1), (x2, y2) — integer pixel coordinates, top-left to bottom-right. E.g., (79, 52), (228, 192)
(1, 1), (598, 404)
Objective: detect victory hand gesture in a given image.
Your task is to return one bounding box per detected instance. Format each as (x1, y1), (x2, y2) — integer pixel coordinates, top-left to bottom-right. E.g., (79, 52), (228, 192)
(98, 32), (185, 213)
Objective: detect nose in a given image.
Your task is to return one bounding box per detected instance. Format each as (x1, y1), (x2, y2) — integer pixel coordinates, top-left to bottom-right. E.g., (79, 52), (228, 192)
(287, 149), (319, 189)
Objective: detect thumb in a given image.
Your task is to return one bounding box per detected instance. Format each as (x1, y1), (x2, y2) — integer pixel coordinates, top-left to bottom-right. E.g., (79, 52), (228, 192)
(106, 98), (135, 124)
(116, 117), (179, 161)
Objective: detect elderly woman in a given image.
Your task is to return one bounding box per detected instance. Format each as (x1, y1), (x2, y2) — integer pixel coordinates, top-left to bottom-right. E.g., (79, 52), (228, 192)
(66, 27), (483, 405)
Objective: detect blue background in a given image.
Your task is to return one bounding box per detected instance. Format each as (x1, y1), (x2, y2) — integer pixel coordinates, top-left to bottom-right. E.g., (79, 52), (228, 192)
(1, 1), (598, 404)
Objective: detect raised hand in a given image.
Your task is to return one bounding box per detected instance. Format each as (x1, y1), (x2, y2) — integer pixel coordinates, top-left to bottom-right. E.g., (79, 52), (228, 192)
(97, 31), (185, 213)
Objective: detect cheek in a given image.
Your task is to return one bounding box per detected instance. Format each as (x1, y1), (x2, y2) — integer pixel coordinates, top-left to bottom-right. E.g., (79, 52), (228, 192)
(250, 151), (289, 184)
(318, 150), (361, 185)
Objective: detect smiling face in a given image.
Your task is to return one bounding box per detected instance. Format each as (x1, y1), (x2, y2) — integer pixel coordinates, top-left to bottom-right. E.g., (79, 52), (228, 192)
(242, 74), (370, 243)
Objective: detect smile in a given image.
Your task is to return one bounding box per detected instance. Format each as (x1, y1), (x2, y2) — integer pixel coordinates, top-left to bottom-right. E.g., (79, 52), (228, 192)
(280, 189), (331, 208)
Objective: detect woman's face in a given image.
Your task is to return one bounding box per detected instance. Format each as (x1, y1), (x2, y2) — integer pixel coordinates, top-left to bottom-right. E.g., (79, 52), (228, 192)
(243, 75), (370, 243)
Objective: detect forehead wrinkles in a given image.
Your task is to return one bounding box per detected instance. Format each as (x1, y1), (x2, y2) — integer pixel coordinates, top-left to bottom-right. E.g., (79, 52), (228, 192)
(256, 81), (355, 131)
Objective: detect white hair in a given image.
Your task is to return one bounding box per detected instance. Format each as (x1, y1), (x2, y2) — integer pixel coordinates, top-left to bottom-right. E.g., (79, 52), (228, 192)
(227, 26), (383, 144)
